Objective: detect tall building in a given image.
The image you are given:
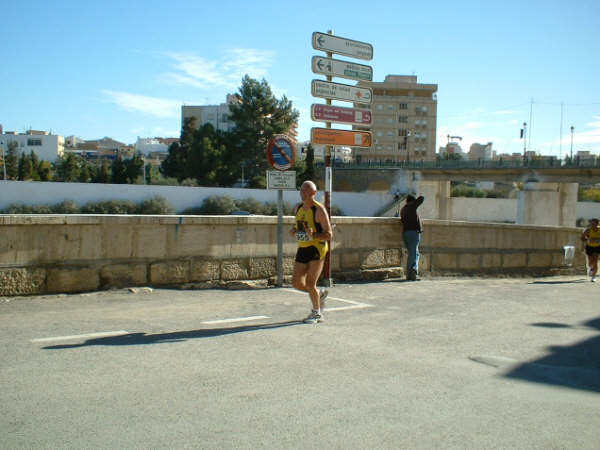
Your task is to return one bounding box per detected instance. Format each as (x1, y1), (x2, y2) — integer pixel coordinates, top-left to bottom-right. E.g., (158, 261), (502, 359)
(469, 142), (494, 160)
(182, 95), (239, 133)
(355, 75), (438, 162)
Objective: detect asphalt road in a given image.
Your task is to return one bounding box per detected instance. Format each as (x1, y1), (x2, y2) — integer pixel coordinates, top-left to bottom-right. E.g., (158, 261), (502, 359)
(1, 276), (599, 449)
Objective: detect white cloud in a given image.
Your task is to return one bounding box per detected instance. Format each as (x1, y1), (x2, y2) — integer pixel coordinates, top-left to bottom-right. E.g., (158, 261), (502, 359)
(163, 48), (275, 91)
(103, 90), (181, 118)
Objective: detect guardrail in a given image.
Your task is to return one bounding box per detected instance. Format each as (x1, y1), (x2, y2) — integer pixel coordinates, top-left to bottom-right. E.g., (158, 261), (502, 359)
(323, 157), (600, 170)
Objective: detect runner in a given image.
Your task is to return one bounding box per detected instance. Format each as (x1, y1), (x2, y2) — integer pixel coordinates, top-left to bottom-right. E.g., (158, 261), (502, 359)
(290, 180), (333, 323)
(581, 218), (600, 282)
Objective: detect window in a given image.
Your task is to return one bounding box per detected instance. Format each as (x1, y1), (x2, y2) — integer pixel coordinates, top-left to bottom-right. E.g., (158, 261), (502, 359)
(387, 131), (394, 137)
(398, 129), (408, 137)
(398, 143), (407, 150)
(27, 139), (42, 146)
(388, 104), (394, 111)
(399, 103), (408, 110)
(398, 116), (408, 123)
(377, 104), (383, 110)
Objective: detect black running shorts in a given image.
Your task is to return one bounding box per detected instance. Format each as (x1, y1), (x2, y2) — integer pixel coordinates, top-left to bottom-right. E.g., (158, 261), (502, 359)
(295, 246), (322, 264)
(585, 245), (600, 256)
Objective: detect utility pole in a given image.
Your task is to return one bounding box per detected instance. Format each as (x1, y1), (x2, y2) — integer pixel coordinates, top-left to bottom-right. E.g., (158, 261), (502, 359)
(570, 126), (574, 160)
(521, 122), (527, 157)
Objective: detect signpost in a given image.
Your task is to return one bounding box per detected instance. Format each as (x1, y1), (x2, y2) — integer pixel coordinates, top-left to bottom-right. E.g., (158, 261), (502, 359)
(311, 128), (372, 148)
(311, 56), (373, 81)
(311, 104), (372, 126)
(266, 134), (296, 286)
(311, 80), (372, 104)
(310, 30), (373, 287)
(312, 32), (373, 60)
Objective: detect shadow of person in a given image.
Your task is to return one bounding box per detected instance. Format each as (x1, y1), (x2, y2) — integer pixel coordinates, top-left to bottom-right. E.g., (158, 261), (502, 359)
(42, 320), (303, 350)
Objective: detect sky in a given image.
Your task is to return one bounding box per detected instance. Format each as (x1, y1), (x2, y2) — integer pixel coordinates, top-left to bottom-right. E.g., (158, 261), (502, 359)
(1, 0), (599, 158)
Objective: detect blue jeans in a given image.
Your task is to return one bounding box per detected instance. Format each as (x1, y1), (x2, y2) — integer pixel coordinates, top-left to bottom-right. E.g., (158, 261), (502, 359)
(403, 230), (421, 274)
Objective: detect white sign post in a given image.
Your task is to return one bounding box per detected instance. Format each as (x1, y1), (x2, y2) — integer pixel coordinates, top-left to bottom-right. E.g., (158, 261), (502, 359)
(267, 170), (296, 190)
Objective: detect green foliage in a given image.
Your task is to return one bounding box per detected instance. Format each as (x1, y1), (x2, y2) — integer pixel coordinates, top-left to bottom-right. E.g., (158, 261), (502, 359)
(5, 141), (19, 180)
(451, 184), (486, 198)
(3, 203), (54, 214)
(80, 200), (138, 214)
(53, 200), (79, 214)
(234, 197), (266, 214)
(110, 155), (128, 184)
(195, 195), (237, 215)
(227, 76), (299, 188)
(579, 188), (600, 202)
(138, 196), (175, 214)
(263, 201), (295, 215)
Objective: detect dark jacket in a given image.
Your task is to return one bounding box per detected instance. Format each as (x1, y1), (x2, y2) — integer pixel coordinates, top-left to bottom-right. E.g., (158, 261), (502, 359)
(400, 196), (424, 232)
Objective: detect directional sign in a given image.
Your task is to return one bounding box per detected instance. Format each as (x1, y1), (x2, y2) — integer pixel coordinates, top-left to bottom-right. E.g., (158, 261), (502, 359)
(267, 134), (296, 171)
(312, 32), (373, 61)
(311, 80), (372, 105)
(311, 104), (372, 126)
(311, 128), (372, 148)
(311, 56), (373, 82)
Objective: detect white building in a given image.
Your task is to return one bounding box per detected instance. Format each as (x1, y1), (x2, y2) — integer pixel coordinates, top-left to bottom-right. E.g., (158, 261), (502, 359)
(135, 137), (169, 156)
(469, 142), (493, 160)
(0, 130), (64, 162)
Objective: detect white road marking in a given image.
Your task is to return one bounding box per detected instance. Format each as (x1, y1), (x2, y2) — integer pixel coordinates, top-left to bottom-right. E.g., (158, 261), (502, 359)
(31, 330), (130, 343)
(201, 315), (269, 325)
(282, 288), (374, 311)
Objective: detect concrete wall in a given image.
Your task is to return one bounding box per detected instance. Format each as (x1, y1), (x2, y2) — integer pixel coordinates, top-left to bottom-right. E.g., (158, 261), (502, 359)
(0, 215), (584, 296)
(0, 180), (390, 218)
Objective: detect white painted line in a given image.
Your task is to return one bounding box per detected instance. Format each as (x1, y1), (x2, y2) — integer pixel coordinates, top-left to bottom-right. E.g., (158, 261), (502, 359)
(282, 288), (374, 311)
(201, 315), (269, 325)
(31, 330), (130, 343)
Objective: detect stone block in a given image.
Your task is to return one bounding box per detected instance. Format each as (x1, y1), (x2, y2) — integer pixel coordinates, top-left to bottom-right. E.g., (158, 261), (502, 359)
(100, 263), (147, 288)
(482, 254), (502, 268)
(418, 253), (430, 272)
(385, 248), (402, 266)
(362, 249), (386, 268)
(249, 258), (276, 279)
(457, 253), (481, 269)
(527, 253), (553, 267)
(47, 267), (100, 293)
(432, 253), (457, 270)
(0, 268), (46, 296)
(340, 251), (361, 270)
(150, 261), (190, 285)
(190, 260), (220, 282)
(220, 259), (249, 281)
(502, 253), (527, 268)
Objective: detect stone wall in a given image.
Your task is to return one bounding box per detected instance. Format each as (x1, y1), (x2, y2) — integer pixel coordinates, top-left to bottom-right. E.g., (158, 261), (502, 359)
(0, 215), (585, 296)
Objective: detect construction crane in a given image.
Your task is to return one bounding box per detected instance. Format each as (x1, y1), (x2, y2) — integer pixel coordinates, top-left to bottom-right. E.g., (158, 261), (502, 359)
(447, 135), (463, 144)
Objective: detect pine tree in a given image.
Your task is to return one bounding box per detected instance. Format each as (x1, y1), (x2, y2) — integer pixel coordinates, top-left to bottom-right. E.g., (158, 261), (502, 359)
(5, 141), (19, 180)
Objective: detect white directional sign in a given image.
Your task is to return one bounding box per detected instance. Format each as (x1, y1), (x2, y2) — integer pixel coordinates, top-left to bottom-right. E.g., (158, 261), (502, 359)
(311, 79), (372, 105)
(312, 32), (373, 61)
(311, 56), (373, 82)
(267, 170), (296, 190)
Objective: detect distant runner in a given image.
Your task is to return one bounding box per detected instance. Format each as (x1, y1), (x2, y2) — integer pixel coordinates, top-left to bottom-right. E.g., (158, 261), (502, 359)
(581, 218), (600, 282)
(290, 181), (333, 323)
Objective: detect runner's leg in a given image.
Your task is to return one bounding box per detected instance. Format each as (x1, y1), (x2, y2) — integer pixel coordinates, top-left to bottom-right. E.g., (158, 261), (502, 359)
(306, 259), (325, 310)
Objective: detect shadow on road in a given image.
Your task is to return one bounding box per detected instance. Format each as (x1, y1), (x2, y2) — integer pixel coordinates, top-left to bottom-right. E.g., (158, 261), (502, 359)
(42, 320), (303, 350)
(503, 316), (600, 392)
(529, 279), (588, 285)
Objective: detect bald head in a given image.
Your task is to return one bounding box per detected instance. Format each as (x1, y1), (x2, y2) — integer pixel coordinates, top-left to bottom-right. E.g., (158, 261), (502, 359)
(301, 180), (317, 192)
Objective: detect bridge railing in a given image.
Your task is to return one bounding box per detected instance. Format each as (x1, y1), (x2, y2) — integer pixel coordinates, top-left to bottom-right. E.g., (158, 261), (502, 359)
(324, 157), (600, 170)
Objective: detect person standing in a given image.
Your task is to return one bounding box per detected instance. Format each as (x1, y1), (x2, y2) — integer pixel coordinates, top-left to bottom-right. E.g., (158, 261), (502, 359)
(581, 218), (600, 282)
(290, 181), (333, 323)
(400, 194), (424, 281)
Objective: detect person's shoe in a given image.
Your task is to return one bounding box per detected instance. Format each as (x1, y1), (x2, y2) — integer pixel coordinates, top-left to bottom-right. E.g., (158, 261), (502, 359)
(589, 269), (594, 278)
(592, 276), (596, 283)
(408, 268), (418, 281)
(303, 310), (323, 324)
(319, 289), (329, 309)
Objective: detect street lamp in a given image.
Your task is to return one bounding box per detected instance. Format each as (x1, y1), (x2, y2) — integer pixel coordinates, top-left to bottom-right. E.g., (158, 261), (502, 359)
(570, 126), (574, 160)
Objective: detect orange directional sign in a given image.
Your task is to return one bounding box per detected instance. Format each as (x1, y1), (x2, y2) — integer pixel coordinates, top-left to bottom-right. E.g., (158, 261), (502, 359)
(311, 128), (372, 148)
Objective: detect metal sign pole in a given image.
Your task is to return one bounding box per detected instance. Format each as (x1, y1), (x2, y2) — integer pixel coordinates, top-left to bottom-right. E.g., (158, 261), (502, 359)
(277, 188), (283, 286)
(323, 29), (333, 287)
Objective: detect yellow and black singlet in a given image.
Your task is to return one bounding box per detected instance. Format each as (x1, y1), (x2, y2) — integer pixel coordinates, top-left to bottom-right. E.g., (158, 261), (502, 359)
(587, 227), (600, 247)
(295, 201), (328, 259)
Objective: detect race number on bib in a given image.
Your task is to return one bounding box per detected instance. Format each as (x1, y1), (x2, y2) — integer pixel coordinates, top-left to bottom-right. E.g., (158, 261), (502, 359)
(296, 231), (310, 242)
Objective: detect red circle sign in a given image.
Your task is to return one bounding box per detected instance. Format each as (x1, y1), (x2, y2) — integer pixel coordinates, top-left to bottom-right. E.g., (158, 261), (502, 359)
(267, 135), (296, 171)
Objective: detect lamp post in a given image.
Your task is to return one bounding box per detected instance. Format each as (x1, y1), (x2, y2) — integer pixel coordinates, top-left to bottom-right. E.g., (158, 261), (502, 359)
(570, 126), (574, 160)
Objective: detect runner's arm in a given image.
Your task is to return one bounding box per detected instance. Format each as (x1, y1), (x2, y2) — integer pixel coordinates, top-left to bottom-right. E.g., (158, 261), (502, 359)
(313, 205), (333, 241)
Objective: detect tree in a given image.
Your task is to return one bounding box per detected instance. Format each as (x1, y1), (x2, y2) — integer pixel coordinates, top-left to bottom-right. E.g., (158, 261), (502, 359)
(56, 153), (83, 182)
(227, 75), (299, 188)
(110, 155), (128, 184)
(124, 154), (144, 183)
(18, 152), (34, 180)
(5, 141), (19, 180)
(92, 160), (111, 183)
(38, 160), (52, 181)
(297, 143), (315, 186)
(160, 117), (197, 181)
(29, 151), (40, 181)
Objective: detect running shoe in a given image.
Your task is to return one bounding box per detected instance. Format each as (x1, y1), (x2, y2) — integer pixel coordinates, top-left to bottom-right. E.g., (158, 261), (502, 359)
(319, 289), (329, 309)
(303, 310), (323, 324)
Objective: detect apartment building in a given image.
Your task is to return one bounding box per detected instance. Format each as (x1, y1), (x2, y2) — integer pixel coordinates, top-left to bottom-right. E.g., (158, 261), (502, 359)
(182, 94), (298, 141)
(182, 95), (238, 133)
(0, 129), (64, 162)
(355, 75), (438, 162)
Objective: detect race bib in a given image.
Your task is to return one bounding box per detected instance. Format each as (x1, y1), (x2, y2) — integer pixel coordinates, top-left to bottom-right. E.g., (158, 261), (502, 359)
(296, 231), (310, 242)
